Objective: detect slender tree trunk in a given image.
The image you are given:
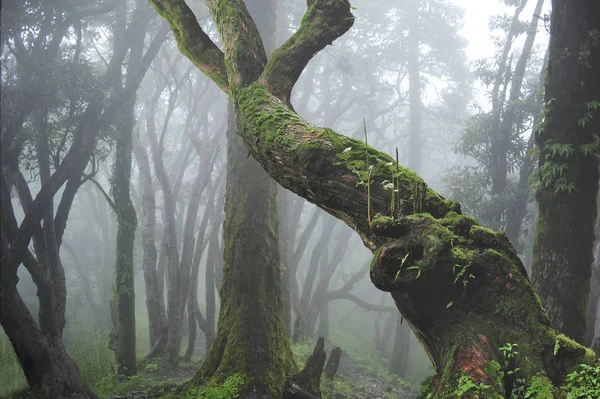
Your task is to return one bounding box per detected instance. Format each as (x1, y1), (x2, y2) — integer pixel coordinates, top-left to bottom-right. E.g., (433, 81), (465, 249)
(489, 0), (527, 195)
(316, 302), (329, 340)
(110, 97), (138, 376)
(297, 218), (336, 342)
(280, 188), (293, 336)
(585, 190), (600, 346)
(407, 0), (421, 174)
(531, 0), (600, 344)
(184, 177), (222, 361)
(389, 314), (410, 377)
(133, 138), (166, 349)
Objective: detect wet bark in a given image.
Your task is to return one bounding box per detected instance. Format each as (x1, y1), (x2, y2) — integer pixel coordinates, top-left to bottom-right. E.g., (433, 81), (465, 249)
(324, 346), (342, 379)
(280, 188), (294, 336)
(152, 0), (599, 397)
(110, 99), (139, 377)
(191, 98), (295, 396)
(284, 337), (327, 399)
(531, 0), (600, 344)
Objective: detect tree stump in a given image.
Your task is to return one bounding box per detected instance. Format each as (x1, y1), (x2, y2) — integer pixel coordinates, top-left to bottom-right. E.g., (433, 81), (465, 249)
(284, 337), (327, 399)
(324, 346), (342, 379)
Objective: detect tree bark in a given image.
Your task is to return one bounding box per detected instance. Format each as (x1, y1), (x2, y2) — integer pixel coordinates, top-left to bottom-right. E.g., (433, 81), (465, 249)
(324, 346), (342, 379)
(191, 96), (295, 396)
(389, 314), (410, 377)
(151, 0), (599, 397)
(531, 0), (600, 344)
(110, 99), (139, 377)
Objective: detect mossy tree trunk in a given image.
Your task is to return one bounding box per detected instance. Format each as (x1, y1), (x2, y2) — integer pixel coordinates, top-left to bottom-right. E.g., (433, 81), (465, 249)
(531, 0), (600, 345)
(109, 4), (170, 372)
(189, 2), (299, 395)
(110, 96), (139, 376)
(151, 0), (599, 397)
(191, 97), (296, 396)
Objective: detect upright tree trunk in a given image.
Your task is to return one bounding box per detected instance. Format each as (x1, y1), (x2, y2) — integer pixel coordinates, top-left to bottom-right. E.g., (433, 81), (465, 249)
(192, 97), (295, 396)
(204, 207), (222, 352)
(0, 281), (98, 399)
(280, 188), (293, 337)
(389, 314), (410, 377)
(316, 303), (329, 340)
(407, 0), (421, 174)
(133, 138), (166, 349)
(531, 0), (600, 344)
(490, 0), (527, 195)
(110, 97), (138, 375)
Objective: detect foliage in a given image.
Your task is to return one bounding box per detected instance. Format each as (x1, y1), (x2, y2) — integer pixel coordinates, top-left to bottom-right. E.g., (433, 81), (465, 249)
(577, 101), (600, 128)
(185, 373), (245, 399)
(451, 374), (490, 398)
(560, 363), (600, 399)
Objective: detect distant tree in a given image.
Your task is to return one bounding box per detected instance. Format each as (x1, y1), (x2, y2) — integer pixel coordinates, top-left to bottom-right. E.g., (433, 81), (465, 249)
(142, 60), (223, 365)
(106, 0), (169, 376)
(395, 0), (471, 174)
(531, 0), (600, 345)
(0, 0), (163, 396)
(445, 0), (547, 249)
(151, 0), (599, 397)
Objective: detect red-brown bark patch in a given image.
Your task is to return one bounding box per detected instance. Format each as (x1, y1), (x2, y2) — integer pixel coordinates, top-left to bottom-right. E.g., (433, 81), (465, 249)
(453, 337), (492, 384)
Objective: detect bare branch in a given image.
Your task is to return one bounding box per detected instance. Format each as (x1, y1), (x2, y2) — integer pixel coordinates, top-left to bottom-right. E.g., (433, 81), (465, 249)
(88, 177), (117, 213)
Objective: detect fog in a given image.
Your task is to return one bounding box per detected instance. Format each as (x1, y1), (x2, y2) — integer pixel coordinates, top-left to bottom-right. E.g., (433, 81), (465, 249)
(1, 1), (598, 399)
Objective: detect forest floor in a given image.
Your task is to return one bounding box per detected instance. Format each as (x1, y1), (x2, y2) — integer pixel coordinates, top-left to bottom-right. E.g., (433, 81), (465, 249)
(102, 342), (419, 399)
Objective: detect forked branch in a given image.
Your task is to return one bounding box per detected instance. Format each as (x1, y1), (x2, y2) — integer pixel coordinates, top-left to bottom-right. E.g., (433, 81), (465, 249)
(260, 0), (355, 106)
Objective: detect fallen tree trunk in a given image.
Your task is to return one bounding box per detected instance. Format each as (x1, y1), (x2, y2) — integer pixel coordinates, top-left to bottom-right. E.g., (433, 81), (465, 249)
(150, 0), (599, 397)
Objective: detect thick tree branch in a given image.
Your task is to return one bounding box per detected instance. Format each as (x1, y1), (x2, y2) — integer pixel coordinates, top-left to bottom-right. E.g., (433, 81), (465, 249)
(206, 0), (267, 90)
(147, 0), (229, 93)
(259, 0), (355, 106)
(151, 1), (599, 396)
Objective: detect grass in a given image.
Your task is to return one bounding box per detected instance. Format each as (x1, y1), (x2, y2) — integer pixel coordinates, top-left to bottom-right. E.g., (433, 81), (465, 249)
(0, 329), (28, 397)
(0, 321), (116, 398)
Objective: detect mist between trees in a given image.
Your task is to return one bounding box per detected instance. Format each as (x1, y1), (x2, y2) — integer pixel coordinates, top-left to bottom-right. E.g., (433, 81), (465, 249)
(1, 0), (599, 399)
